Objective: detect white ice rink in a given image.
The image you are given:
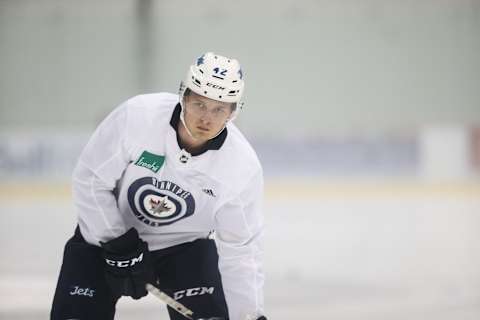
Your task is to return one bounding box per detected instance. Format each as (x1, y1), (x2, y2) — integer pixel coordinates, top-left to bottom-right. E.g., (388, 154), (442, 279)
(1, 179), (480, 320)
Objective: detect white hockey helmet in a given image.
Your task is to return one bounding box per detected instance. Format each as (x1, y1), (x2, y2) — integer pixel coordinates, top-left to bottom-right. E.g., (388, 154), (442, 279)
(178, 52), (245, 139)
(180, 52), (245, 104)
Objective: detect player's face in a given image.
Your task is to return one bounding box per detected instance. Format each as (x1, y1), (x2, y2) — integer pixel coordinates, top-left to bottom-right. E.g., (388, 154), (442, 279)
(183, 92), (234, 141)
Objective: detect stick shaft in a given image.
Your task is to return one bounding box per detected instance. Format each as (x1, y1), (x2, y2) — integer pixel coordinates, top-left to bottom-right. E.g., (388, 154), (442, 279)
(146, 283), (194, 319)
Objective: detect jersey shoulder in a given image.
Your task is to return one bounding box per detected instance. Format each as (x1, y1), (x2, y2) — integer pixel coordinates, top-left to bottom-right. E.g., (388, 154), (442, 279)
(121, 92), (179, 139)
(125, 92), (179, 119)
(211, 124), (263, 193)
(225, 124), (261, 170)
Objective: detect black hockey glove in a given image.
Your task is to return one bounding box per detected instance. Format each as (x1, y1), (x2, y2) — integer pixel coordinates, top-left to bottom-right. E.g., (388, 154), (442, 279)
(100, 227), (155, 299)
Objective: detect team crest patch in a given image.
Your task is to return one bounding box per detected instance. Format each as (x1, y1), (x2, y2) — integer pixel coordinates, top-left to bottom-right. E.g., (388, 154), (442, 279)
(128, 177), (195, 227)
(134, 151), (165, 173)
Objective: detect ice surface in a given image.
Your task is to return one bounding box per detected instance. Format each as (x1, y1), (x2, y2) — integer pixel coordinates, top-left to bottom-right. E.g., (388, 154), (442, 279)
(1, 180), (479, 319)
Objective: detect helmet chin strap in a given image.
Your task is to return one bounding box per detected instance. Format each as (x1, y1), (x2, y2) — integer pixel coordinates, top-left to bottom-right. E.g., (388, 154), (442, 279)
(179, 100), (196, 139)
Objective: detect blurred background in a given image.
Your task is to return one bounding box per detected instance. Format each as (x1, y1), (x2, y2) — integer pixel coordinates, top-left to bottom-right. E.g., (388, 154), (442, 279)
(1, 0), (480, 319)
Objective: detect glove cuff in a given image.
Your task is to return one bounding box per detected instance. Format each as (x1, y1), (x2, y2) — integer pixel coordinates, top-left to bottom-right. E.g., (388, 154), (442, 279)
(100, 228), (140, 253)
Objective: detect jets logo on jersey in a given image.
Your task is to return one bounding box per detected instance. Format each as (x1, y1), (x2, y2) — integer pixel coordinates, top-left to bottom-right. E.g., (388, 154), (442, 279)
(149, 196), (174, 216)
(128, 177), (195, 227)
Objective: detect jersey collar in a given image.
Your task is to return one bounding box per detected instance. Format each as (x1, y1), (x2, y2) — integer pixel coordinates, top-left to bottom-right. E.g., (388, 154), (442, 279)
(169, 103), (228, 156)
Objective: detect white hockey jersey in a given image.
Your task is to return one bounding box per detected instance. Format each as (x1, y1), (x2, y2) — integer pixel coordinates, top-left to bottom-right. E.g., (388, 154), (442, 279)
(72, 92), (265, 320)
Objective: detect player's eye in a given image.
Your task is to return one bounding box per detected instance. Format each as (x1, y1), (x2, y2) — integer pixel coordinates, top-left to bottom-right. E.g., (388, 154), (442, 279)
(213, 107), (227, 116)
(191, 102), (206, 109)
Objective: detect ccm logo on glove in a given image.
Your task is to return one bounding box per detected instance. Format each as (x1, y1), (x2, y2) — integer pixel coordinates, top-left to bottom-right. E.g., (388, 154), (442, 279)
(105, 252), (144, 267)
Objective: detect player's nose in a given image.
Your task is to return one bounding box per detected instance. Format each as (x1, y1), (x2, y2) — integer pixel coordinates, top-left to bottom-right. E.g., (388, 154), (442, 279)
(199, 112), (212, 124)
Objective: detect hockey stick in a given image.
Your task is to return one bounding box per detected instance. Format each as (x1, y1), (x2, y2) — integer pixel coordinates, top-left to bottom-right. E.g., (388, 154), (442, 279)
(146, 283), (225, 320)
(146, 283), (194, 319)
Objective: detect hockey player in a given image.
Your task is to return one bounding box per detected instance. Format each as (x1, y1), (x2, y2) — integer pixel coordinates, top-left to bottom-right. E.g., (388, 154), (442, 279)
(50, 52), (267, 320)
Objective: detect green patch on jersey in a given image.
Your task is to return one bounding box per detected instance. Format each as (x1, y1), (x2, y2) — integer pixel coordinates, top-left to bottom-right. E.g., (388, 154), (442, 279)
(135, 151), (165, 173)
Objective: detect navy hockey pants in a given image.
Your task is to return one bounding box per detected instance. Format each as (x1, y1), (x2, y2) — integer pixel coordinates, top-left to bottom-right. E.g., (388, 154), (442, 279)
(50, 227), (229, 319)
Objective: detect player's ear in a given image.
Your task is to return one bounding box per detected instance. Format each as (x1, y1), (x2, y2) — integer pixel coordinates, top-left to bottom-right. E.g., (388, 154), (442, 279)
(225, 103), (238, 122)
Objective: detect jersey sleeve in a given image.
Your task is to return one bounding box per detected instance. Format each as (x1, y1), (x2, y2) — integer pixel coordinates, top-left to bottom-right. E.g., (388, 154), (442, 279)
(214, 168), (265, 320)
(72, 100), (134, 245)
